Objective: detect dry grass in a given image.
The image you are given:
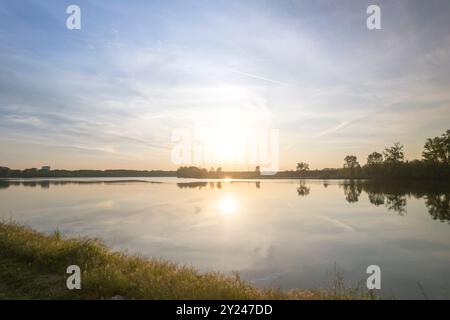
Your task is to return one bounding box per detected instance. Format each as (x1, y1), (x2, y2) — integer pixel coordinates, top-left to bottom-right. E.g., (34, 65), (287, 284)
(0, 221), (375, 300)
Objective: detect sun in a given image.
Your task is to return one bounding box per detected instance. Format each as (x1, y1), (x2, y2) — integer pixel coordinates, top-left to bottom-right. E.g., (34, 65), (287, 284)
(199, 113), (250, 165)
(192, 106), (272, 167)
(207, 127), (247, 163)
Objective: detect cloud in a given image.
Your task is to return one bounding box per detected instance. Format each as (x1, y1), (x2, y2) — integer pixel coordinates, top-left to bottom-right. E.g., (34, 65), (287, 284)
(0, 0), (449, 169)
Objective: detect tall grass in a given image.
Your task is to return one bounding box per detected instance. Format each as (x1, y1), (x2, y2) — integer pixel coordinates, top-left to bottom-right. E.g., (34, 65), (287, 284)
(0, 221), (375, 300)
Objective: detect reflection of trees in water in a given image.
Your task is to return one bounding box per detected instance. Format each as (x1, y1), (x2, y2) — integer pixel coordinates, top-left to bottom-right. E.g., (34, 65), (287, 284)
(425, 194), (450, 223)
(177, 181), (261, 190)
(177, 182), (208, 189)
(343, 181), (362, 203)
(385, 194), (407, 216)
(367, 192), (406, 215)
(357, 180), (450, 222)
(344, 181), (407, 215)
(368, 193), (385, 206)
(3, 178), (450, 224)
(0, 180), (10, 189)
(1, 179), (263, 191)
(296, 181), (310, 197)
(0, 180), (162, 189)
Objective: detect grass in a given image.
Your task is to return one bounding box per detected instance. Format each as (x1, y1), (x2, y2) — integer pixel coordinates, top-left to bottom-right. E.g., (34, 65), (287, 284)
(0, 221), (376, 300)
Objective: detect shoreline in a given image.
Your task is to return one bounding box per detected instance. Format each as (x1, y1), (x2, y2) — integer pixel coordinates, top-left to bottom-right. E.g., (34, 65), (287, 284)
(0, 222), (374, 300)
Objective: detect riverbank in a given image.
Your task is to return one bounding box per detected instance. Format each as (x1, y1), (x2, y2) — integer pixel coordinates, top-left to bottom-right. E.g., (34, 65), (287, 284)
(0, 222), (374, 300)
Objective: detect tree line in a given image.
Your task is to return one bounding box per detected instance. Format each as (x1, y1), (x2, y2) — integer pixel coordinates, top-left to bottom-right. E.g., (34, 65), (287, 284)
(1, 130), (448, 180)
(0, 168), (177, 178)
(296, 129), (450, 179)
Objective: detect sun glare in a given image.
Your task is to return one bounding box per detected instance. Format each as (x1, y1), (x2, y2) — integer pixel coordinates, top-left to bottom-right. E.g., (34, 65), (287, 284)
(194, 107), (271, 167)
(199, 126), (248, 165)
(218, 196), (238, 215)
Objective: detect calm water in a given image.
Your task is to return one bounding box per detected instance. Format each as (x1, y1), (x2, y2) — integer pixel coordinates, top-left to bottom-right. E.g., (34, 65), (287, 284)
(1, 178), (449, 299)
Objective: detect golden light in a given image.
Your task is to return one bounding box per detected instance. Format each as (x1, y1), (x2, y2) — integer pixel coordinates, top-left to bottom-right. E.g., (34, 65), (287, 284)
(218, 196), (238, 215)
(194, 107), (259, 166)
(202, 126), (247, 164)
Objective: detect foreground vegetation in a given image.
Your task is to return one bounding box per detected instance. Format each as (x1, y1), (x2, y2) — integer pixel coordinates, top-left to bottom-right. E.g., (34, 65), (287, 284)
(0, 222), (374, 300)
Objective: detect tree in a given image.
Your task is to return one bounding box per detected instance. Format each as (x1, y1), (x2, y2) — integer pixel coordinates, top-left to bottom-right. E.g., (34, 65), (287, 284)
(366, 152), (383, 165)
(0, 166), (10, 178)
(445, 130), (450, 162)
(255, 166), (261, 176)
(422, 130), (450, 164)
(176, 166), (208, 178)
(343, 155), (360, 169)
(383, 143), (404, 164)
(296, 162), (309, 176)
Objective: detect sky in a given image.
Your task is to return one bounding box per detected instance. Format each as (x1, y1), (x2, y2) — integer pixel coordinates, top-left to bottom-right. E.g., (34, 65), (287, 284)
(0, 0), (449, 170)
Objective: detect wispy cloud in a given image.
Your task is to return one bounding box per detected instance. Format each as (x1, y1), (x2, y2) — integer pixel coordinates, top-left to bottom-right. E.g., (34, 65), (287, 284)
(0, 0), (449, 169)
(227, 68), (287, 86)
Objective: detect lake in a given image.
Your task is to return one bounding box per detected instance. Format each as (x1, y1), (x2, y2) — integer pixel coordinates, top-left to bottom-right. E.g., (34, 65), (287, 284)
(0, 178), (449, 299)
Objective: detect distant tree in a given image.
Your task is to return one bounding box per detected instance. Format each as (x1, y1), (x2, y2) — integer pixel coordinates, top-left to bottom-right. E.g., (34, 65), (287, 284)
(366, 152), (383, 166)
(423, 137), (444, 162)
(176, 166), (208, 178)
(0, 166), (10, 178)
(343, 155), (360, 169)
(445, 130), (450, 161)
(216, 167), (222, 173)
(255, 166), (261, 176)
(383, 143), (404, 164)
(422, 130), (450, 164)
(209, 167), (215, 172)
(296, 162), (309, 173)
(22, 168), (38, 178)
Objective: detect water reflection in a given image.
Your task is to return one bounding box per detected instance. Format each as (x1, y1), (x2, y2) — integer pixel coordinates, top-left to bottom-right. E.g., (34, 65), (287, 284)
(300, 180), (450, 219)
(1, 178), (450, 223)
(296, 181), (310, 197)
(0, 179), (159, 188)
(177, 182), (208, 189)
(385, 195), (407, 216)
(342, 180), (362, 203)
(297, 180), (449, 223)
(218, 196), (238, 215)
(426, 194), (450, 222)
(1, 177), (450, 298)
(177, 181), (261, 190)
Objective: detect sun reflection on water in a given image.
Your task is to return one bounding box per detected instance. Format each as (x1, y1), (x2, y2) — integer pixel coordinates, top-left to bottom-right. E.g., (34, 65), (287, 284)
(218, 196), (238, 215)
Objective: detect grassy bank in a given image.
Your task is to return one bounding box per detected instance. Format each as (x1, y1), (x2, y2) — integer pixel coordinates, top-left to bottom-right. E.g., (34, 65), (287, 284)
(0, 222), (373, 300)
